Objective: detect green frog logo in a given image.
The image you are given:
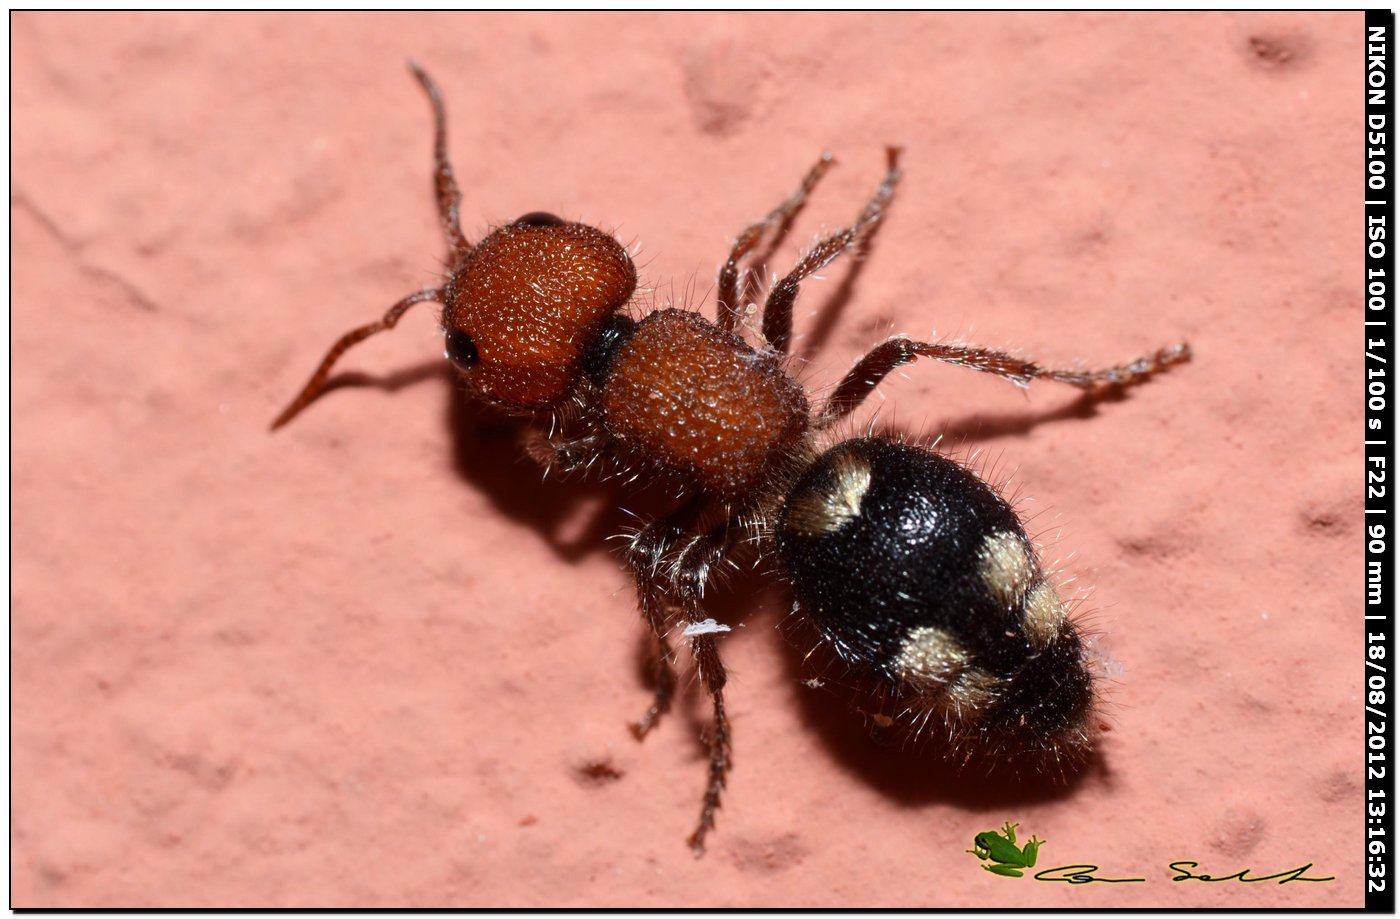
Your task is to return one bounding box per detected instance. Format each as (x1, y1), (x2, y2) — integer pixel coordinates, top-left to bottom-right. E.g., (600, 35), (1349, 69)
(967, 821), (1043, 877)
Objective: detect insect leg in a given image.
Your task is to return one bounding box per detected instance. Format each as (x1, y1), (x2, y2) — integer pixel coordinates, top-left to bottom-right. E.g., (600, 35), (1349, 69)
(815, 337), (1192, 428)
(716, 154), (835, 335)
(760, 147), (901, 354)
(670, 521), (738, 855)
(622, 497), (707, 739)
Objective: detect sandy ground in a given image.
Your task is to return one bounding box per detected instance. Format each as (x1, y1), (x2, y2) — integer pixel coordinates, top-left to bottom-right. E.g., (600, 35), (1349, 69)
(12, 11), (1364, 908)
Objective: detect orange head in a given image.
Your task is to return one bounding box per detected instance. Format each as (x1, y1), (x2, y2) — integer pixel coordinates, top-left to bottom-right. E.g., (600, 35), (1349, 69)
(442, 215), (637, 410)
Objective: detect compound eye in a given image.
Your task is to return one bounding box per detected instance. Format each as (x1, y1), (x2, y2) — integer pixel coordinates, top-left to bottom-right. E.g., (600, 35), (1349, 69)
(444, 329), (479, 372)
(513, 211), (565, 228)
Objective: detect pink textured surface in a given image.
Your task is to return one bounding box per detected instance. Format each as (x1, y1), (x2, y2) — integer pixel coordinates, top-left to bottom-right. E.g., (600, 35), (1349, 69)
(12, 12), (1363, 908)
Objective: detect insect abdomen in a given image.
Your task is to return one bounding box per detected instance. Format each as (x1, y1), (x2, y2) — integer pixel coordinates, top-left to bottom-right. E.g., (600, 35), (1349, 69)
(775, 437), (1095, 758)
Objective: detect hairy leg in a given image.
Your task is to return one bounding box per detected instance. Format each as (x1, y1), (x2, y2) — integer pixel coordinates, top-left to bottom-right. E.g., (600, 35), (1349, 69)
(686, 631), (732, 856)
(622, 497), (708, 739)
(761, 147), (901, 354)
(816, 336), (1193, 428)
(716, 154), (835, 335)
(670, 522), (738, 855)
(521, 427), (612, 478)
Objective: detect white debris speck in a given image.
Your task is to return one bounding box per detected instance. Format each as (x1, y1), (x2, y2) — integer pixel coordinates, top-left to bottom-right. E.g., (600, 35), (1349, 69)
(682, 619), (731, 637)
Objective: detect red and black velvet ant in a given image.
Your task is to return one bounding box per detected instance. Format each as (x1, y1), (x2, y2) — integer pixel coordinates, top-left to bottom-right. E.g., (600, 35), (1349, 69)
(273, 64), (1190, 855)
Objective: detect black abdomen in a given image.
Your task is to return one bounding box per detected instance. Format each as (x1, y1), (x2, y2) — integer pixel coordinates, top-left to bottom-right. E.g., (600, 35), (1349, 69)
(776, 438), (1095, 758)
